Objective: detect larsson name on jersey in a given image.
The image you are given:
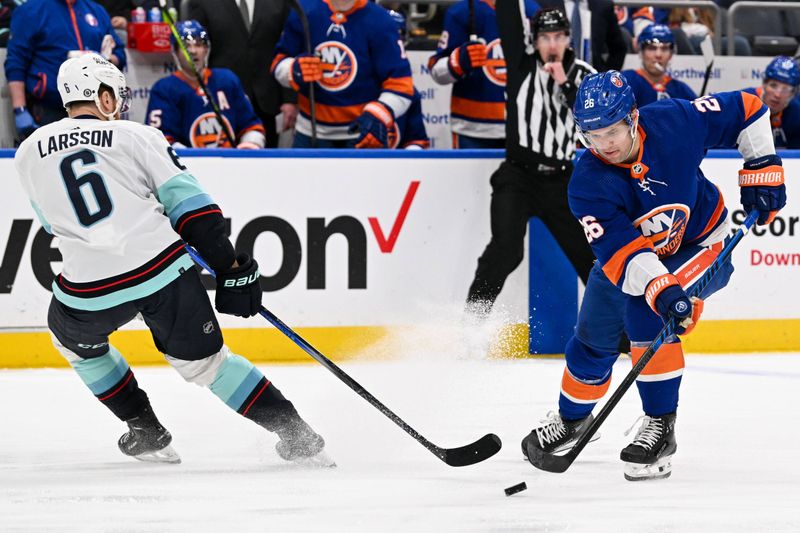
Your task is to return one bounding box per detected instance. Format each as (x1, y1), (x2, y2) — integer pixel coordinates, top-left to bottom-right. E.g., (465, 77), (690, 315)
(36, 130), (114, 158)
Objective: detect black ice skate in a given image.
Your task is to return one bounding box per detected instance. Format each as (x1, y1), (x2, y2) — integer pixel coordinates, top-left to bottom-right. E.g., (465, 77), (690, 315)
(118, 407), (181, 464)
(522, 411), (599, 463)
(275, 417), (335, 468)
(620, 413), (677, 481)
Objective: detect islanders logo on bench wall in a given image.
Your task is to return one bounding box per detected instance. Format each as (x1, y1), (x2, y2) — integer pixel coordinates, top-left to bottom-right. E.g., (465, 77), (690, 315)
(316, 41), (358, 92)
(634, 204), (690, 257)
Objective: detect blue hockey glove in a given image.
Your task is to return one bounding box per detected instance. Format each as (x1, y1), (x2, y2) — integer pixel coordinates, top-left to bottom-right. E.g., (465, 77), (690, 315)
(14, 107), (38, 139)
(215, 254), (262, 318)
(645, 274), (703, 335)
(448, 40), (487, 78)
(289, 53), (322, 92)
(739, 154), (786, 226)
(349, 101), (394, 149)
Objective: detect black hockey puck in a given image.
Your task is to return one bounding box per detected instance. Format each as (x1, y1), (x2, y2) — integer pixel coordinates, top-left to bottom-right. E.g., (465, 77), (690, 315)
(504, 481), (527, 496)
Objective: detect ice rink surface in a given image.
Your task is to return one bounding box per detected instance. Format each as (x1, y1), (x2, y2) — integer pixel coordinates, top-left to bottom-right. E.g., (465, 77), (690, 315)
(2, 352), (799, 533)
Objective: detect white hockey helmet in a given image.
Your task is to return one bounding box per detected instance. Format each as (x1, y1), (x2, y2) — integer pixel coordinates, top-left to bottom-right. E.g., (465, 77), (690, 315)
(57, 53), (131, 119)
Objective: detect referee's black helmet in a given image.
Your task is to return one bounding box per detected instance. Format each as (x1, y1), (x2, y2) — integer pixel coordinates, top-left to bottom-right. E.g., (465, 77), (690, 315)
(532, 7), (571, 38)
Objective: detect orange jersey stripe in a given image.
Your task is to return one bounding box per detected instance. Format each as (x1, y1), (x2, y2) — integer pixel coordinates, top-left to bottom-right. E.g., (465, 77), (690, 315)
(270, 53), (288, 73)
(297, 94), (364, 124)
(631, 342), (685, 377)
(451, 96), (505, 121)
(602, 235), (654, 285)
(741, 91), (765, 121)
(561, 369), (611, 402)
(238, 123), (266, 137)
(694, 185), (725, 243)
(382, 76), (414, 96)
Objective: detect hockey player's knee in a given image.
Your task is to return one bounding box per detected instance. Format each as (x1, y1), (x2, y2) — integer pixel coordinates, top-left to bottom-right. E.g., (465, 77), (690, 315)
(565, 336), (619, 380)
(166, 345), (234, 387)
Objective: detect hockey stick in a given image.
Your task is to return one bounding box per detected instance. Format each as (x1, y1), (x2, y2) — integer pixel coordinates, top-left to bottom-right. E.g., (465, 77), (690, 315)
(158, 0), (238, 147)
(468, 0), (478, 41)
(185, 246), (502, 467)
(286, 0), (318, 147)
(698, 34), (715, 96)
(528, 209), (759, 474)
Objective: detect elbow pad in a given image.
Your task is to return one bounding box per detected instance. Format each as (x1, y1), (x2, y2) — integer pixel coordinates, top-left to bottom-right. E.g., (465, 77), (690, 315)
(174, 205), (235, 273)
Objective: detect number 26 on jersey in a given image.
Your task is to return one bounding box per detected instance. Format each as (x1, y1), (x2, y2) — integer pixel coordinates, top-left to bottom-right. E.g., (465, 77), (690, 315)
(580, 215), (604, 243)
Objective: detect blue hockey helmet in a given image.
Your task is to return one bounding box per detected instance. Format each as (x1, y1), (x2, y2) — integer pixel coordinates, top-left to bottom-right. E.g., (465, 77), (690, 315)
(573, 71), (636, 135)
(638, 23), (674, 48)
(387, 9), (408, 42)
(764, 56), (800, 87)
(171, 20), (210, 51)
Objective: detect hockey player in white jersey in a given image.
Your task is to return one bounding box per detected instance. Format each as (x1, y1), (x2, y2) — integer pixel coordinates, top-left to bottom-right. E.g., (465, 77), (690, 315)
(15, 53), (332, 467)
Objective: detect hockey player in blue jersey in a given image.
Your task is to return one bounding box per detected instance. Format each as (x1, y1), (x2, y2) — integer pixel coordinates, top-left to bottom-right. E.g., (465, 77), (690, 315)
(271, 0), (414, 148)
(522, 71), (786, 480)
(145, 20), (266, 149)
(427, 0), (539, 149)
(622, 24), (696, 106)
(744, 56), (800, 149)
(387, 9), (429, 149)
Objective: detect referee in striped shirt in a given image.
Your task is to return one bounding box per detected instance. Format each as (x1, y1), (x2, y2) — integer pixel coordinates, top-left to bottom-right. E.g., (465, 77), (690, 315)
(466, 5), (597, 316)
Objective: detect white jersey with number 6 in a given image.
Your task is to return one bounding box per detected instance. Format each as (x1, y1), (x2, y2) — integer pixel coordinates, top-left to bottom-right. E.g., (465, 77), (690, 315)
(15, 117), (209, 311)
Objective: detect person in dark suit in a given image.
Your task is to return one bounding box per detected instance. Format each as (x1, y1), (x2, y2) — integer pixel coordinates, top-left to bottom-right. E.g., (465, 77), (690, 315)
(187, 0), (296, 147)
(536, 0), (626, 72)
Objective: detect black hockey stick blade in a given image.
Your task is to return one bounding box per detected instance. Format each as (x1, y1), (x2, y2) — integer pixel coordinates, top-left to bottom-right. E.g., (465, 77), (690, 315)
(440, 433), (502, 467)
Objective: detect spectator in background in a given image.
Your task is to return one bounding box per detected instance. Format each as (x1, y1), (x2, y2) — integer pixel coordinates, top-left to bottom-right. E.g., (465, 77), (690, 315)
(4, 0), (126, 140)
(271, 0), (414, 149)
(427, 0), (539, 149)
(538, 0), (627, 72)
(187, 0), (293, 148)
(622, 24), (696, 106)
(145, 20), (266, 148)
(669, 6), (751, 56)
(744, 56), (800, 149)
(387, 9), (429, 149)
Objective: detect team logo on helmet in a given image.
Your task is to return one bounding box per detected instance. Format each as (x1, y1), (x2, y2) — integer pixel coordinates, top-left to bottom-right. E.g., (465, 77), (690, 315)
(190, 112), (234, 148)
(634, 204), (690, 257)
(316, 41), (358, 92)
(611, 74), (623, 88)
(85, 13), (98, 27)
(482, 39), (507, 87)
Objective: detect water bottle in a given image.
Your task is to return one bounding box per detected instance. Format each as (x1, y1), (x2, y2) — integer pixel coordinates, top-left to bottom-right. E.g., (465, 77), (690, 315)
(147, 7), (162, 22)
(131, 7), (146, 23)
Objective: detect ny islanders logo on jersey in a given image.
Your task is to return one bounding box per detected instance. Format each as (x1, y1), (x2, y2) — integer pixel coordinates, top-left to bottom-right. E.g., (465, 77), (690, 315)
(634, 204), (690, 257)
(316, 41), (358, 92)
(190, 113), (235, 148)
(482, 39), (506, 87)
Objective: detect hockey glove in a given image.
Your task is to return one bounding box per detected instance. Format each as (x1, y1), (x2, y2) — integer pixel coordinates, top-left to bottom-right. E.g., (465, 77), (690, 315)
(739, 154), (786, 226)
(448, 40), (487, 78)
(349, 101), (394, 149)
(215, 254), (262, 318)
(645, 274), (703, 335)
(14, 107), (38, 139)
(289, 54), (322, 92)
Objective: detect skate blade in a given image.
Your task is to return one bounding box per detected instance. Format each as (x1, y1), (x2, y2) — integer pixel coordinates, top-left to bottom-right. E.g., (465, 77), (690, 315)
(623, 455), (672, 481)
(132, 444), (182, 464)
(291, 450), (336, 468)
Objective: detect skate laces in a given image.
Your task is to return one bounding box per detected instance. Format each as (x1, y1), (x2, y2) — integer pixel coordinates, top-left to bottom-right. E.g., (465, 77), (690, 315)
(535, 411), (566, 444)
(624, 416), (663, 450)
